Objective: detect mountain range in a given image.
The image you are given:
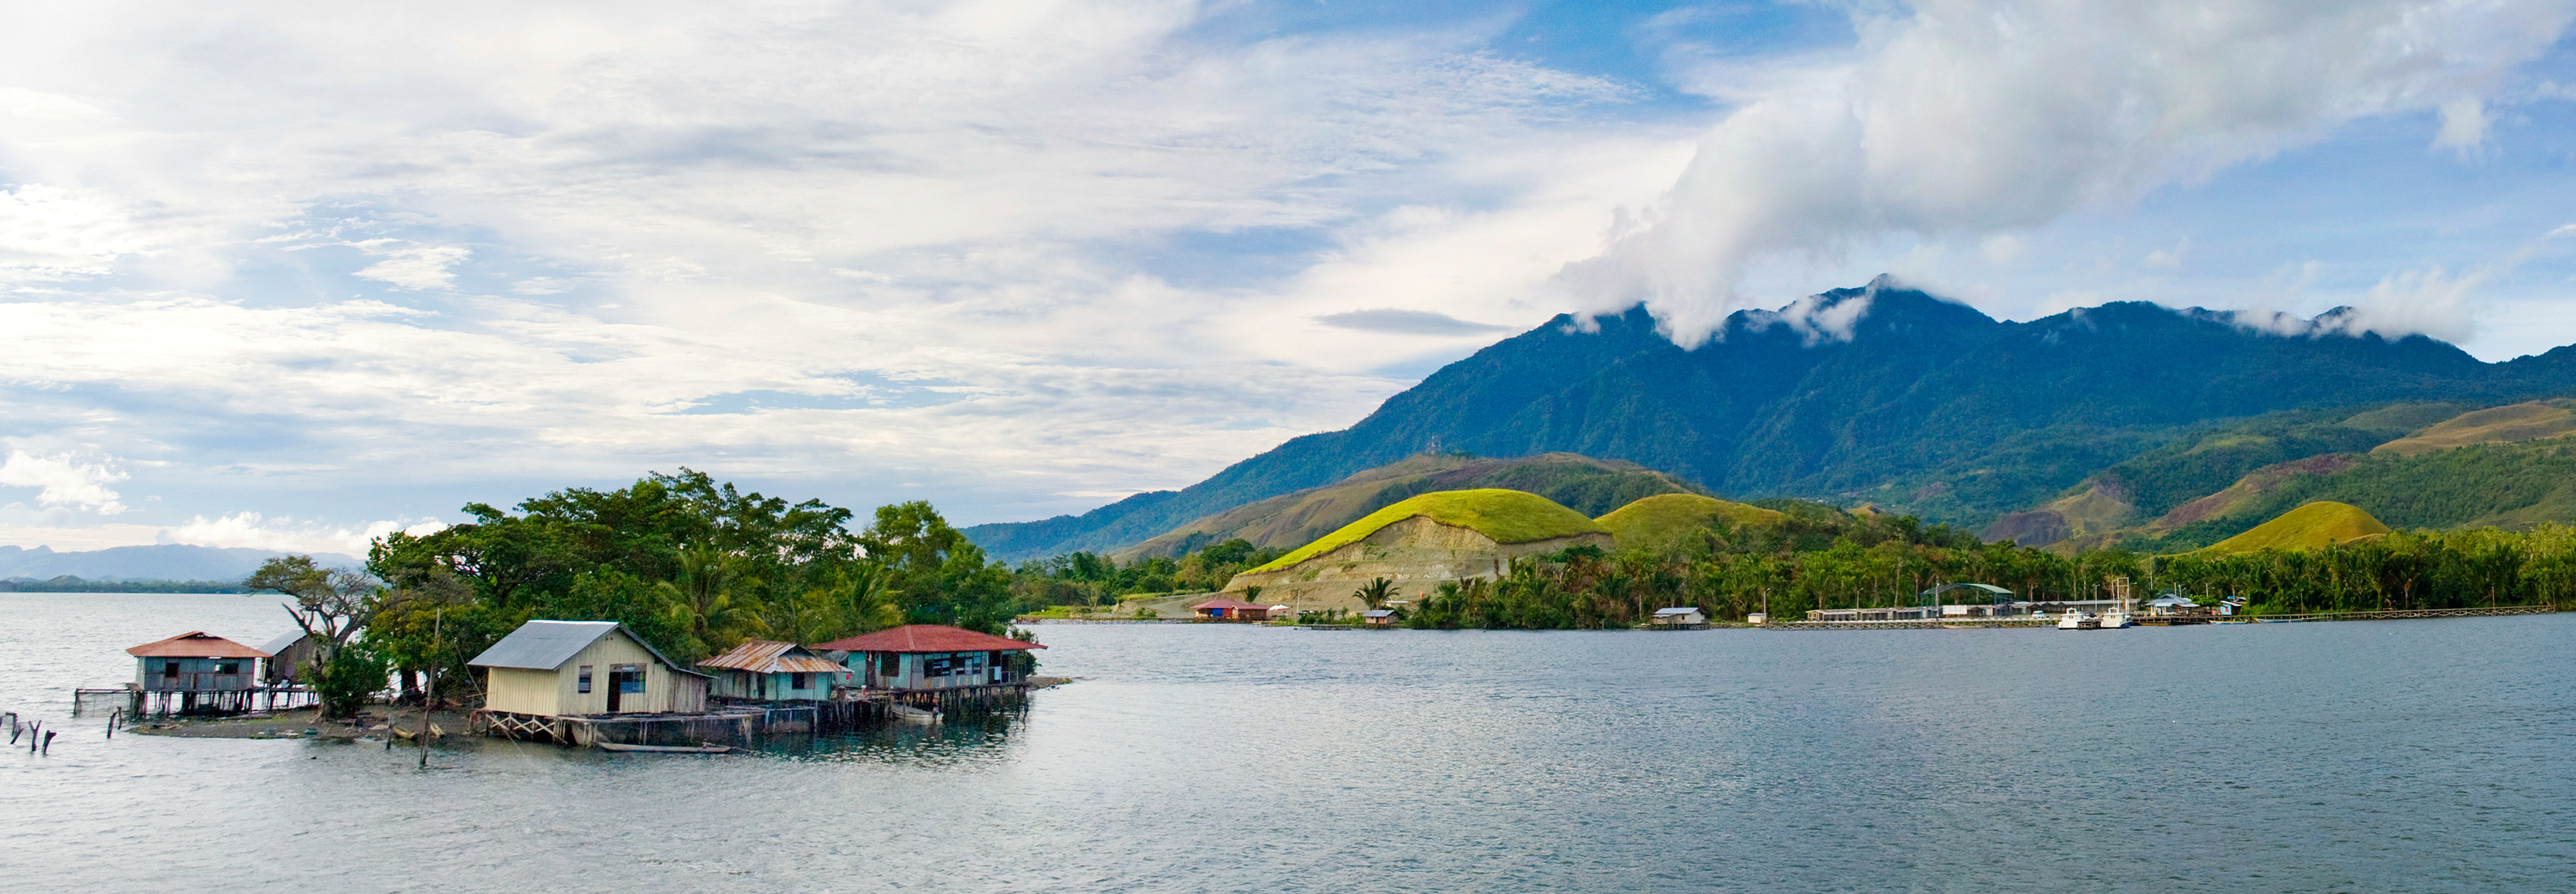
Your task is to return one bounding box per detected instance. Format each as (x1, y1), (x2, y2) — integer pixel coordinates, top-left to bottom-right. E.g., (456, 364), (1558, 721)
(0, 543), (364, 583)
(965, 277), (2576, 560)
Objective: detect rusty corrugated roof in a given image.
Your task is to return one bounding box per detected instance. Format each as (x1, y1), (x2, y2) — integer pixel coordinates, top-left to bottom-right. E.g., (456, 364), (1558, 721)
(811, 624), (1043, 654)
(126, 631), (271, 658)
(696, 639), (842, 674)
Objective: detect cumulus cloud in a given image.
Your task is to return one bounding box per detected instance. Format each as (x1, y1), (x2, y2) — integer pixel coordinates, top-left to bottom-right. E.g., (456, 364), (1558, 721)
(1563, 0), (2576, 345)
(352, 243), (471, 291)
(0, 450), (128, 514)
(158, 512), (444, 556)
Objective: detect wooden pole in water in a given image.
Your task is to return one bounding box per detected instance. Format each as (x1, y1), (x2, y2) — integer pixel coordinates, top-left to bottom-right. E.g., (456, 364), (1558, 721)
(417, 608), (441, 769)
(41, 730), (53, 755)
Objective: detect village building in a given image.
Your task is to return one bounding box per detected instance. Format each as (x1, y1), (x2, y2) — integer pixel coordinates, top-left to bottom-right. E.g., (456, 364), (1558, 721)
(468, 620), (711, 718)
(812, 624), (1043, 693)
(697, 639), (842, 702)
(259, 631), (316, 685)
(1189, 597), (1275, 621)
(124, 631), (271, 716)
(1360, 609), (1398, 627)
(1649, 607), (1709, 629)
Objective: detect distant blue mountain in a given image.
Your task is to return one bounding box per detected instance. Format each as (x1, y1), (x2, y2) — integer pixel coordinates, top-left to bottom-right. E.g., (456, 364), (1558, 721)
(964, 278), (2576, 560)
(0, 544), (364, 583)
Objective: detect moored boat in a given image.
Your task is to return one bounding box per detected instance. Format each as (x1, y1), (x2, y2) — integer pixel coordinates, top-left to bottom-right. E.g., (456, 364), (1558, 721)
(889, 703), (942, 725)
(2056, 610), (2096, 630)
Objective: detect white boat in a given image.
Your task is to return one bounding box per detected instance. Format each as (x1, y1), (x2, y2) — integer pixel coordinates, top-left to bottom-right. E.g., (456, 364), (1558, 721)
(2056, 610), (2097, 630)
(2097, 609), (2135, 629)
(889, 703), (942, 725)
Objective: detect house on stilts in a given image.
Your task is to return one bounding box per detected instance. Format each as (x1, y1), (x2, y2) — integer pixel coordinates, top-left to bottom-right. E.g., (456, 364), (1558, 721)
(698, 639), (842, 702)
(111, 631), (315, 716)
(464, 620), (754, 747)
(812, 624), (1044, 711)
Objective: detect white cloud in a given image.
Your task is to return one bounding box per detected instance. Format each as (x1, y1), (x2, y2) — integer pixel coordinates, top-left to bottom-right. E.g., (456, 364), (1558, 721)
(158, 512), (444, 557)
(1562, 0), (2576, 343)
(0, 450), (128, 514)
(0, 184), (155, 281)
(352, 243), (471, 291)
(2433, 96), (2493, 153)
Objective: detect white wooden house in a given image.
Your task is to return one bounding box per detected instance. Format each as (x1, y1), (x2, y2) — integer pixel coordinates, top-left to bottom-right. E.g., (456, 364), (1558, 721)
(468, 620), (710, 717)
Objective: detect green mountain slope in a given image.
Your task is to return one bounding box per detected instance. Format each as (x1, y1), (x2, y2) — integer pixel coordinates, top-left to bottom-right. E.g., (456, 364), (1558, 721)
(1245, 489), (1606, 574)
(965, 277), (2576, 560)
(1118, 452), (1700, 560)
(2200, 501), (2391, 554)
(1596, 494), (1785, 551)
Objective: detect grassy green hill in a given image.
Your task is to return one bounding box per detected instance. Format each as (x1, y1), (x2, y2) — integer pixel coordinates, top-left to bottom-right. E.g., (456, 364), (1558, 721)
(1117, 453), (1701, 559)
(1596, 494), (1785, 551)
(2199, 501), (2391, 554)
(1245, 489), (1605, 574)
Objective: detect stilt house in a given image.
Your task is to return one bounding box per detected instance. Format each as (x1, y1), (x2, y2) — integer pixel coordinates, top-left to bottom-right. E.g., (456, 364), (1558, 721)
(468, 620), (710, 717)
(128, 631), (267, 705)
(697, 639), (843, 702)
(813, 624), (1044, 692)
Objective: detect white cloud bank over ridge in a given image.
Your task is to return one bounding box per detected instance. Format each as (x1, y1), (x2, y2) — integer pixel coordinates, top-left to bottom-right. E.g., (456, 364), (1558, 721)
(1570, 0), (2576, 345)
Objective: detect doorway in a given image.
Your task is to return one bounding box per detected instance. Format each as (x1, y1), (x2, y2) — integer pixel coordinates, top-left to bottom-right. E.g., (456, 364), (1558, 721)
(606, 665), (645, 712)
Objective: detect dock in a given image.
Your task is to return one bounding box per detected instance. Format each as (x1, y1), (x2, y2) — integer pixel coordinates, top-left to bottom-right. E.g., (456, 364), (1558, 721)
(468, 681), (1036, 748)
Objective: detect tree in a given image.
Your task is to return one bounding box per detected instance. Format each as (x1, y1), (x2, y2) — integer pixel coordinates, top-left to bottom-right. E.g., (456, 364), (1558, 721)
(1354, 577), (1397, 610)
(247, 556), (389, 716)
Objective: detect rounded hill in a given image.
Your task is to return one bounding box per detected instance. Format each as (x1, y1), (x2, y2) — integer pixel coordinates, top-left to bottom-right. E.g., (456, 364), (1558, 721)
(1596, 494), (1785, 550)
(1245, 489), (1604, 574)
(2199, 501), (2391, 554)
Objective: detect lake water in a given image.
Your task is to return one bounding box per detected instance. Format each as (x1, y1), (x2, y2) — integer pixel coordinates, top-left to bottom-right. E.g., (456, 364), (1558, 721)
(1, 593), (2570, 892)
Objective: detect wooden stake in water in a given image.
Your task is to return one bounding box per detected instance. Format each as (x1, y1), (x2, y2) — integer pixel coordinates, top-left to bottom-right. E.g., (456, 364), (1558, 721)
(417, 607), (441, 770)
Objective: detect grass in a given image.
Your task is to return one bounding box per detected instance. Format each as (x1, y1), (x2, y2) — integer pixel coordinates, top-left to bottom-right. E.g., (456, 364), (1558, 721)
(1595, 494), (1785, 549)
(2373, 399), (2576, 457)
(1245, 489), (1606, 573)
(2199, 501), (2392, 554)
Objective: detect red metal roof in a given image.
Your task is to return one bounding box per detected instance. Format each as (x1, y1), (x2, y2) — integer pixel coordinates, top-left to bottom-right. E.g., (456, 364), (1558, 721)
(697, 639), (843, 674)
(1189, 598), (1268, 610)
(126, 631), (271, 658)
(811, 624), (1044, 654)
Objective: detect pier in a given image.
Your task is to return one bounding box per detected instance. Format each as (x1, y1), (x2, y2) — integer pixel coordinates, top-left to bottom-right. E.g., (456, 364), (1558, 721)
(468, 682), (1036, 748)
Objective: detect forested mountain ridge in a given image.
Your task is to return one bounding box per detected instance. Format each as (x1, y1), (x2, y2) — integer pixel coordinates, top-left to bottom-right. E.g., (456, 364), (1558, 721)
(965, 277), (2576, 560)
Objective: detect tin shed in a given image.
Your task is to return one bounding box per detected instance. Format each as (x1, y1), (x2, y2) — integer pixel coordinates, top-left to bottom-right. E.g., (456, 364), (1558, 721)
(468, 620), (710, 717)
(697, 639), (843, 701)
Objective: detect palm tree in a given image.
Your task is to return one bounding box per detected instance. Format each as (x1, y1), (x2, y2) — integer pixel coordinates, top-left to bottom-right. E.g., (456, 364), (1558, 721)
(1354, 577), (1397, 610)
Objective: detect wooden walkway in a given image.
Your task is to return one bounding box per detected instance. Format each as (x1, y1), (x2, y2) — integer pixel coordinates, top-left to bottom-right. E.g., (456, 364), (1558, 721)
(1769, 604), (2557, 630)
(2248, 604), (2555, 623)
(1771, 617), (2055, 630)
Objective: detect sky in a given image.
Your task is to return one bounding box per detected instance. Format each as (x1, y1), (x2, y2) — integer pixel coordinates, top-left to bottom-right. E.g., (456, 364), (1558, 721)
(3, 0), (2576, 557)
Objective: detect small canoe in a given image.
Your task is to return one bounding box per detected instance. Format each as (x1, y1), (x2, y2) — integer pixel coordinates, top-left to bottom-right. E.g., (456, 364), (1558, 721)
(597, 742), (732, 754)
(888, 704), (941, 725)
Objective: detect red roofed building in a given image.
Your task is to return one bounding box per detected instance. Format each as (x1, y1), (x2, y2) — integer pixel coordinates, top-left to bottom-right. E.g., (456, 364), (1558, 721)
(1189, 597), (1275, 621)
(812, 624), (1043, 692)
(121, 631), (286, 715)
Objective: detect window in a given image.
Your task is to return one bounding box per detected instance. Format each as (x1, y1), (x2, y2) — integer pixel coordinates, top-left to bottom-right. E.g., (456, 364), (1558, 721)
(577, 665), (593, 694)
(877, 652), (900, 675)
(614, 664), (645, 693)
(216, 661), (240, 675)
(791, 672), (811, 690)
(162, 661), (179, 678)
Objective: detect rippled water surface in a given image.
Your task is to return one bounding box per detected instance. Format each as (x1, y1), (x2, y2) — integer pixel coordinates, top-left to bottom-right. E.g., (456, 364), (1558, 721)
(2, 593), (2571, 892)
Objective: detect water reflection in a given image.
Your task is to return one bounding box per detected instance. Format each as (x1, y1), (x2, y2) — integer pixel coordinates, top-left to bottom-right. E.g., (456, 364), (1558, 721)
(762, 707), (1026, 765)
